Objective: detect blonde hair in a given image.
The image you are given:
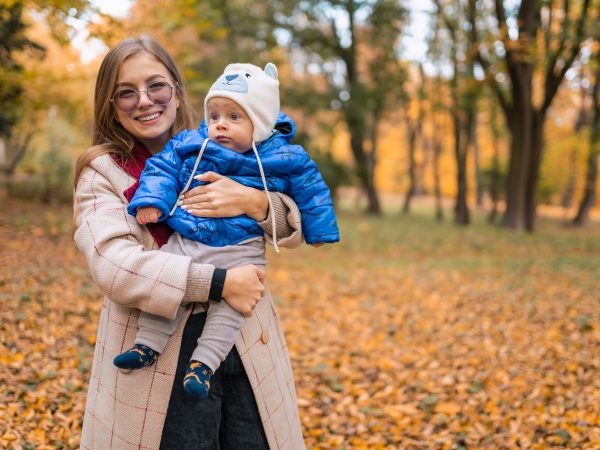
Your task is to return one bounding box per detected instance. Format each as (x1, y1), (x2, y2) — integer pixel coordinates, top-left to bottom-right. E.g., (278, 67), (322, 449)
(73, 36), (196, 188)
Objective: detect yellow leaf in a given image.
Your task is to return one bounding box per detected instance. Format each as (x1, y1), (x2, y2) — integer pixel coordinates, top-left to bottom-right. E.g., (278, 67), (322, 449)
(435, 402), (461, 415)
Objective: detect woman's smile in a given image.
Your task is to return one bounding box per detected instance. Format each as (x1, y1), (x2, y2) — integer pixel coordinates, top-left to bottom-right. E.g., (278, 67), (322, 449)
(136, 111), (162, 123)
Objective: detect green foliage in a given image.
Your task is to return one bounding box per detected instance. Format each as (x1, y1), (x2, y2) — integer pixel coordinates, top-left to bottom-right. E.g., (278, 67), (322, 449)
(0, 66), (23, 136)
(0, 2), (42, 137)
(480, 160), (507, 200)
(144, 0), (284, 106)
(0, 0), (93, 137)
(38, 144), (73, 203)
(12, 113), (80, 203)
(537, 171), (561, 205)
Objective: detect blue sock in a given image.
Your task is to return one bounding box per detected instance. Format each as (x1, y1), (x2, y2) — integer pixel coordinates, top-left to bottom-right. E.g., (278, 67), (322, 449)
(183, 361), (213, 400)
(113, 344), (159, 372)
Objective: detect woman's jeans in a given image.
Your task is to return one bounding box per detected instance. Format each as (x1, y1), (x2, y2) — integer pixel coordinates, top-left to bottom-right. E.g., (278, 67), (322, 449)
(160, 311), (269, 449)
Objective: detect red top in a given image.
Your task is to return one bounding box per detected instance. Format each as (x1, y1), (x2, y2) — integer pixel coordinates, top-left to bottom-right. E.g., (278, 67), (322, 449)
(111, 142), (173, 247)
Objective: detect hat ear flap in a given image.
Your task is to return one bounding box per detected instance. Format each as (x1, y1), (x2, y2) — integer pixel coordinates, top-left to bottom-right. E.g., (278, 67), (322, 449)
(264, 63), (278, 80)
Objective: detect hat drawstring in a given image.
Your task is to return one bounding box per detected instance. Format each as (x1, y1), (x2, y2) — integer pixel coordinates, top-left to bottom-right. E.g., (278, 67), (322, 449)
(252, 140), (279, 253)
(170, 138), (209, 217)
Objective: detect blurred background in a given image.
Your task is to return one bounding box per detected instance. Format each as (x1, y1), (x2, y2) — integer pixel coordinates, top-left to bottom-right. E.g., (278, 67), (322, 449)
(1, 1), (599, 449)
(0, 0), (598, 228)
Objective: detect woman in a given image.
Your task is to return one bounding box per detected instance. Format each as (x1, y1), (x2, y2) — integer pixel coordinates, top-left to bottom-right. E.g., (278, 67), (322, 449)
(73, 36), (305, 449)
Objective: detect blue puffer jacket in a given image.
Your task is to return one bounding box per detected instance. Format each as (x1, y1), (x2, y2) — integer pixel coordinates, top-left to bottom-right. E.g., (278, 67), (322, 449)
(128, 112), (340, 247)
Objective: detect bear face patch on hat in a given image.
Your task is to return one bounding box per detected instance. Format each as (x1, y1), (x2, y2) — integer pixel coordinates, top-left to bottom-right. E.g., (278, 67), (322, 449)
(204, 63), (280, 143)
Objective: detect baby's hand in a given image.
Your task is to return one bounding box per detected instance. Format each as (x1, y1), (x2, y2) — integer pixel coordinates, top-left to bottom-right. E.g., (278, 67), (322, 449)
(136, 207), (163, 225)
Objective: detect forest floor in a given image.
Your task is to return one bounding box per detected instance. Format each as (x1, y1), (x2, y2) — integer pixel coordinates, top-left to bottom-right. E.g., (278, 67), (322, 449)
(1, 198), (599, 449)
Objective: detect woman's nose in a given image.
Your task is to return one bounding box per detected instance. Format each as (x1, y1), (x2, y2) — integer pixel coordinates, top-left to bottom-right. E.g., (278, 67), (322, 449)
(137, 91), (154, 108)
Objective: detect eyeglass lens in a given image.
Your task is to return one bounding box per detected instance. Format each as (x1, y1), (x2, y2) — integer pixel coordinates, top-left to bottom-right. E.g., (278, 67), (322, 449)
(113, 82), (173, 112)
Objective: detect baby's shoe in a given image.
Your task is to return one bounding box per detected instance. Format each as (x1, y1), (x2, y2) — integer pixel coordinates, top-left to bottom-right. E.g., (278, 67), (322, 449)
(183, 361), (213, 400)
(113, 344), (159, 373)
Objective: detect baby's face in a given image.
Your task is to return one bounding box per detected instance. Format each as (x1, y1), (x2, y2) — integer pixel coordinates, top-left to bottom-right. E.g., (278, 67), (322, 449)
(206, 97), (254, 153)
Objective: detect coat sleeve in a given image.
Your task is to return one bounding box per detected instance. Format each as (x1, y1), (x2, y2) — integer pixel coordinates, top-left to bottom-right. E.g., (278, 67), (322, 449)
(259, 192), (303, 249)
(283, 146), (340, 245)
(74, 164), (214, 320)
(127, 134), (188, 220)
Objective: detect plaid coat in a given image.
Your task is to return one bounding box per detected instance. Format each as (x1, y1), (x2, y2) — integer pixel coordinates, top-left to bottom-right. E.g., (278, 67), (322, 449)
(74, 152), (305, 449)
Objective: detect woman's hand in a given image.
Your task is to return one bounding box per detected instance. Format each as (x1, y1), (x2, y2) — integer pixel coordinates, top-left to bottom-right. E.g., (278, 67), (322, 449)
(222, 264), (266, 317)
(181, 172), (269, 221)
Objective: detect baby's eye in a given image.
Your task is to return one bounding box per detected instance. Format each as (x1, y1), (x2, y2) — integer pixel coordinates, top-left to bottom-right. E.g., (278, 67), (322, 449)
(210, 113), (218, 121)
(231, 113), (240, 120)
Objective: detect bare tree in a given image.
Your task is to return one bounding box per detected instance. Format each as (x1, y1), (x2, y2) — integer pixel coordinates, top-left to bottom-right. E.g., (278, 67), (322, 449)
(472, 0), (595, 230)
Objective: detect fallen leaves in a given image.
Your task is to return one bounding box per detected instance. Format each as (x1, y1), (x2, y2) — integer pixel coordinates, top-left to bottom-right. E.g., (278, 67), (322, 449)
(1, 200), (599, 449)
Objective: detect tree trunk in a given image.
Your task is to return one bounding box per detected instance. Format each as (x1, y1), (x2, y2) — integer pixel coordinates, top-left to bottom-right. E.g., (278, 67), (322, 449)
(573, 140), (598, 225)
(524, 113), (545, 230)
(433, 126), (444, 221)
(454, 112), (470, 225)
(574, 65), (600, 225)
(344, 80), (381, 216)
(471, 114), (483, 207)
(402, 119), (418, 214)
(368, 108), (382, 215)
(416, 135), (429, 196)
(488, 130), (501, 224)
(560, 148), (577, 212)
(503, 81), (533, 231)
(349, 131), (380, 215)
(343, 2), (380, 216)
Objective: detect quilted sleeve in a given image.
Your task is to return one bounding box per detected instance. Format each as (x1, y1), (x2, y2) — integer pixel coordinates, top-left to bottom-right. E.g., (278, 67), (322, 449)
(284, 146), (340, 245)
(74, 164), (213, 320)
(127, 133), (189, 221)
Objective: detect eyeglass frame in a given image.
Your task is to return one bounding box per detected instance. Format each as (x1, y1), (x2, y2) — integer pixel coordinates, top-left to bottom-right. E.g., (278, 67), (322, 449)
(109, 81), (178, 112)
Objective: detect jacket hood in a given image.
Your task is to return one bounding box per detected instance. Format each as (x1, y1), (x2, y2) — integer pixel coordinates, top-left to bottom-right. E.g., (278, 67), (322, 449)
(198, 111), (296, 144)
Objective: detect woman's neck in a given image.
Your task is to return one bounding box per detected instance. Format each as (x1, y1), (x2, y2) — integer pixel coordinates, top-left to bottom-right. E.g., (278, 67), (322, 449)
(139, 136), (169, 155)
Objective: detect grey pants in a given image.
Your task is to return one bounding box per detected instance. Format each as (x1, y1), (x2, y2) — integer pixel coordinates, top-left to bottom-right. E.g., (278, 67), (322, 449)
(135, 233), (267, 372)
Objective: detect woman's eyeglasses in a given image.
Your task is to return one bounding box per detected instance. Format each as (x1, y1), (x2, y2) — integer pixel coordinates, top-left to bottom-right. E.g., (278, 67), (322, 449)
(109, 81), (176, 112)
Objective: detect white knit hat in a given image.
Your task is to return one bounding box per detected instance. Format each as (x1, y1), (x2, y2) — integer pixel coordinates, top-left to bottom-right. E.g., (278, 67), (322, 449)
(204, 63), (280, 143)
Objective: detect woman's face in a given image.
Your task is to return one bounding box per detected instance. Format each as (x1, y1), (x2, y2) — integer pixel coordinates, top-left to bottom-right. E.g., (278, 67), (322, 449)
(114, 53), (179, 154)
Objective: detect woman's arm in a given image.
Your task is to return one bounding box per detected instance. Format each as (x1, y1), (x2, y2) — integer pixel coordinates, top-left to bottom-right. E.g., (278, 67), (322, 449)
(74, 165), (212, 320)
(75, 164), (265, 319)
(259, 192), (303, 249)
(182, 171), (303, 248)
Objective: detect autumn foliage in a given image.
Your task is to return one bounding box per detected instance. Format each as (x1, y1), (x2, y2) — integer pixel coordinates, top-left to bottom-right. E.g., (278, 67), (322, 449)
(1, 200), (599, 449)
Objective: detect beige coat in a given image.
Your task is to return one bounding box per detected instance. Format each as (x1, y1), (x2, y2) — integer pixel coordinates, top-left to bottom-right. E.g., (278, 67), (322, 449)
(74, 153), (306, 449)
